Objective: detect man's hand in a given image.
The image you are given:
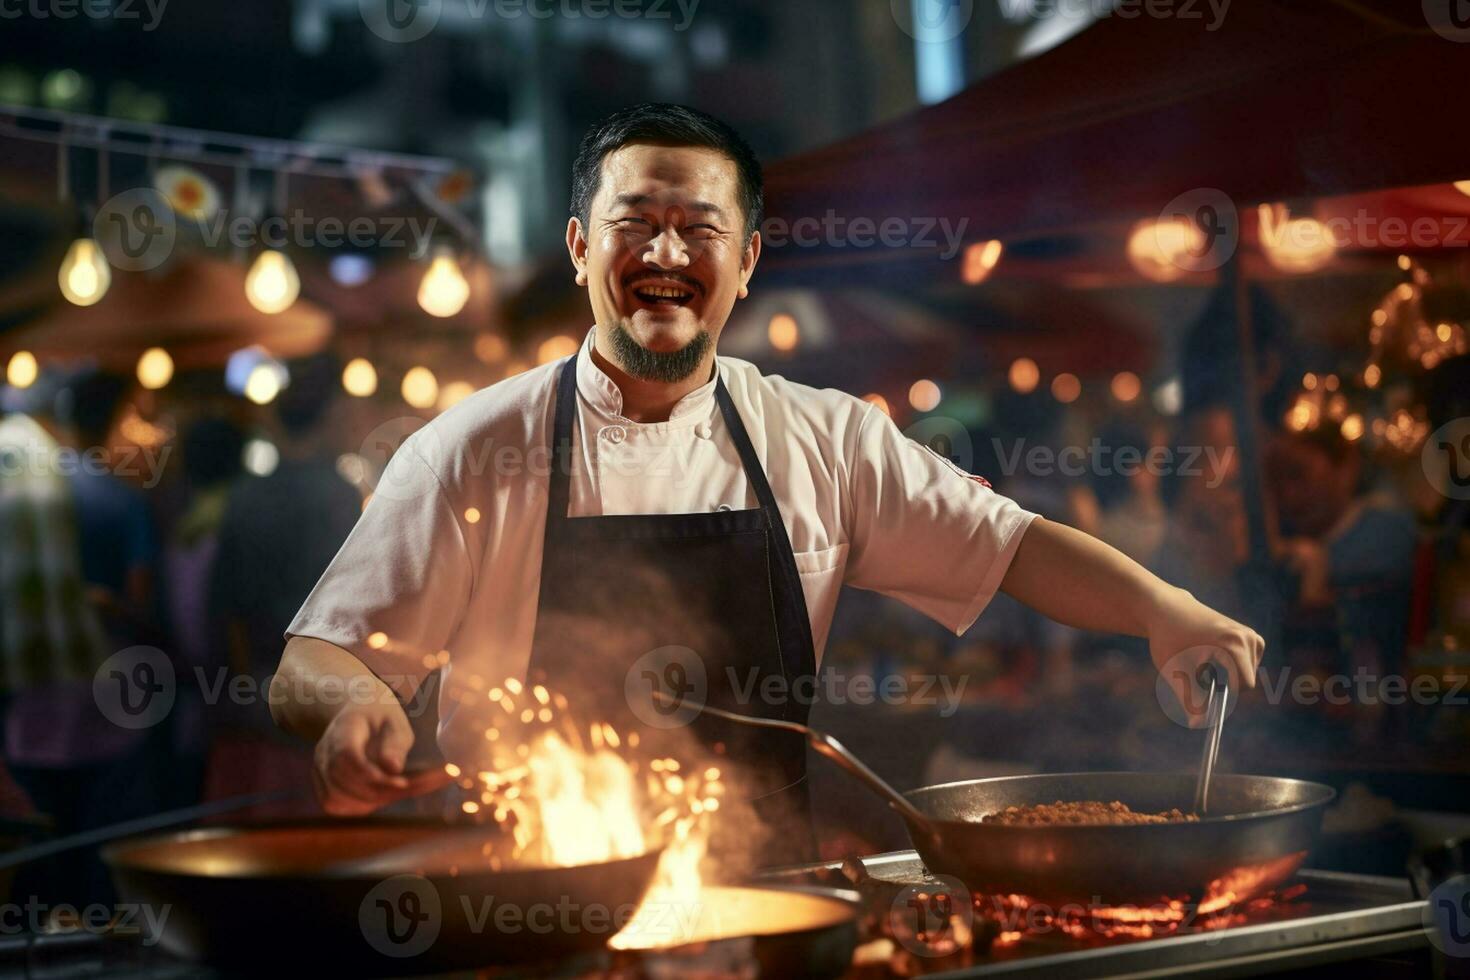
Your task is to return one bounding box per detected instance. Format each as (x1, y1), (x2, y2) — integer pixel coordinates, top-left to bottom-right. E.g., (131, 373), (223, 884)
(1146, 586), (1263, 727)
(313, 700), (453, 815)
(1001, 518), (1265, 726)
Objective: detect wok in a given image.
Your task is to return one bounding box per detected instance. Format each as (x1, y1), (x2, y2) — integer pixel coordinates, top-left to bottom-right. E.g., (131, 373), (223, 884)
(103, 818), (663, 975)
(680, 699), (1335, 909)
(902, 771), (1333, 907)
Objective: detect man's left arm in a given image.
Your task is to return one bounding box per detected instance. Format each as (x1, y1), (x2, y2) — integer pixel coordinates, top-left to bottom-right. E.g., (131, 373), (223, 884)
(1000, 517), (1263, 725)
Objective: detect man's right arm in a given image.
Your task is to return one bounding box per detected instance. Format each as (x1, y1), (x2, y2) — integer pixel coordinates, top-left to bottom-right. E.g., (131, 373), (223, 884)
(272, 636), (450, 815)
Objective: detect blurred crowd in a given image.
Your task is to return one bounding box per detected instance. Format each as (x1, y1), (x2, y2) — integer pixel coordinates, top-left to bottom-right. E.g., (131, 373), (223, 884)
(0, 352), (360, 905)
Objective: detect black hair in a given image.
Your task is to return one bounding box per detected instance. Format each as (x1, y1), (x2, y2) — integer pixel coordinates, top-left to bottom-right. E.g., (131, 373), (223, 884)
(569, 103), (764, 243)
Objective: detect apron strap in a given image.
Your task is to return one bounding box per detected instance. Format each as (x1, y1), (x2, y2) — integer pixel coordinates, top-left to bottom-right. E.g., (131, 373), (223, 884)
(546, 349), (581, 528)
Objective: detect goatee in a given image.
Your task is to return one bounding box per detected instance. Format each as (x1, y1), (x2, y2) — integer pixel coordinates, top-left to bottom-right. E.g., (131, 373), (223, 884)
(606, 324), (712, 383)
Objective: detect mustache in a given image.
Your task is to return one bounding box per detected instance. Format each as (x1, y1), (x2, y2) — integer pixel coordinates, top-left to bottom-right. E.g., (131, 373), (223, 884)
(624, 271), (705, 295)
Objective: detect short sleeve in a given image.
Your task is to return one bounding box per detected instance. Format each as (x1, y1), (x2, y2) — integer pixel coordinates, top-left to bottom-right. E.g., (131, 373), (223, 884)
(285, 439), (474, 693)
(844, 406), (1038, 635)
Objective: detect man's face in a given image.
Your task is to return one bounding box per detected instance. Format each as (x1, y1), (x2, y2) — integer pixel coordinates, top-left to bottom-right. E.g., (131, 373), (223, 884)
(568, 143), (758, 371)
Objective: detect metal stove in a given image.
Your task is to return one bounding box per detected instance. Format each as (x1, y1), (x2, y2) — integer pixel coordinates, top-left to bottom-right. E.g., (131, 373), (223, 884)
(0, 852), (1439, 978)
(760, 850), (1436, 979)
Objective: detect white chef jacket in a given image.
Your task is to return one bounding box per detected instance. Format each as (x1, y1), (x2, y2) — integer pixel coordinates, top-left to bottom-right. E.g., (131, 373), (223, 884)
(287, 328), (1038, 713)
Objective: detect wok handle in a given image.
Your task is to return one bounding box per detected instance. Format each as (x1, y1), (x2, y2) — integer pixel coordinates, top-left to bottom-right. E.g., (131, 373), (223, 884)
(650, 692), (936, 831)
(1192, 661), (1230, 815)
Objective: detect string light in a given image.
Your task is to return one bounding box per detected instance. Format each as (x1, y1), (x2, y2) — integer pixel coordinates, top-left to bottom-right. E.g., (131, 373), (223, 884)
(244, 363), (284, 404)
(961, 240), (1003, 285)
(402, 365), (439, 409)
(1051, 373), (1081, 404)
(418, 249), (470, 318)
(1110, 371), (1141, 403)
(768, 314), (799, 352)
(1008, 357), (1040, 394)
(136, 347), (173, 390)
(244, 249), (300, 314)
(908, 379), (941, 412)
(1126, 218), (1201, 283)
(862, 393), (891, 417)
(58, 237), (111, 306)
(6, 351), (39, 389)
(1258, 204), (1335, 274)
(342, 357), (378, 397)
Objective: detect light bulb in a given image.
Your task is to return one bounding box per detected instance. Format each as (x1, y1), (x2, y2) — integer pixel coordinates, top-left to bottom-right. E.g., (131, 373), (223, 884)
(6, 351), (39, 388)
(401, 365), (439, 409)
(244, 363), (283, 404)
(136, 347), (174, 390)
(418, 252), (470, 318)
(768, 314), (799, 352)
(58, 237), (111, 306)
(1127, 218), (1202, 283)
(342, 357), (378, 397)
(245, 249), (300, 314)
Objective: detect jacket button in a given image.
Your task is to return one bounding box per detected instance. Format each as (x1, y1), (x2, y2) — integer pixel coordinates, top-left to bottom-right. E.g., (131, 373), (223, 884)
(601, 425), (627, 444)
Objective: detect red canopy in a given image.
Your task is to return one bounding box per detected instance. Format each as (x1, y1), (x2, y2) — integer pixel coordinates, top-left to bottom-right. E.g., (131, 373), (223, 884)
(762, 0), (1470, 276)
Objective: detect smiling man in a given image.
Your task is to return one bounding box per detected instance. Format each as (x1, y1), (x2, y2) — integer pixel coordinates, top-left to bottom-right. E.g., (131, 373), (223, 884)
(272, 104), (1263, 864)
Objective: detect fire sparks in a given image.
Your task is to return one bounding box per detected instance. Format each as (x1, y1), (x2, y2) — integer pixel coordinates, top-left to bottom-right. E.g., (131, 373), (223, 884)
(441, 675), (722, 948)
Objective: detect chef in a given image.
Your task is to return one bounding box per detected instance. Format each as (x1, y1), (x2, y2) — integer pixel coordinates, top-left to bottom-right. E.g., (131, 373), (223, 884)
(271, 103), (1262, 864)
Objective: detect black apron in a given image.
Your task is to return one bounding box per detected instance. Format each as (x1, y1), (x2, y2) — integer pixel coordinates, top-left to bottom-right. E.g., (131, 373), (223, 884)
(523, 352), (818, 868)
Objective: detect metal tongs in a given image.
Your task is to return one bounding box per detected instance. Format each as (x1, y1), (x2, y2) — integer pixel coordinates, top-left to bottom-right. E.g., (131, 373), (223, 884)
(1192, 661), (1230, 815)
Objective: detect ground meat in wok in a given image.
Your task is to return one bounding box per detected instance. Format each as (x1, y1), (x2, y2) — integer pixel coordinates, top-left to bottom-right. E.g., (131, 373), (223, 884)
(981, 800), (1200, 826)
